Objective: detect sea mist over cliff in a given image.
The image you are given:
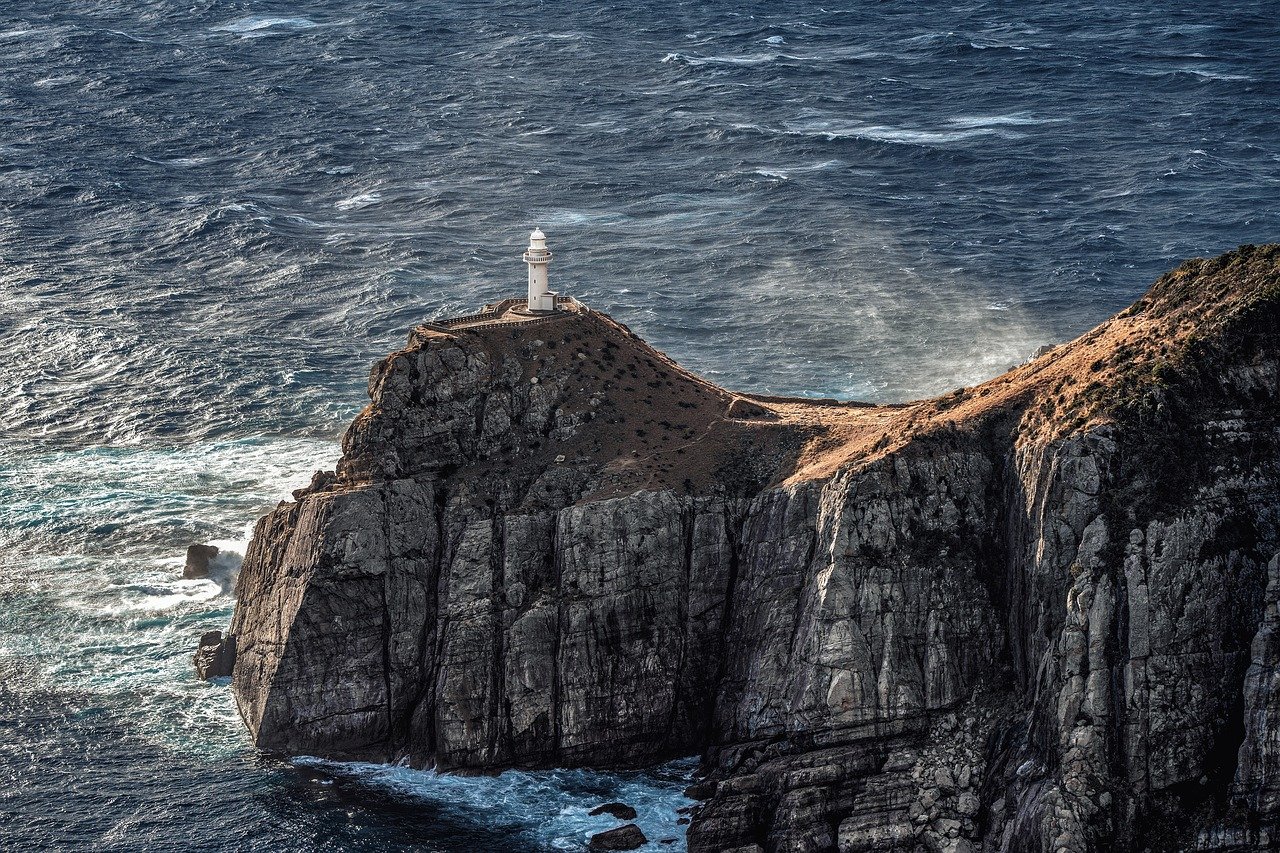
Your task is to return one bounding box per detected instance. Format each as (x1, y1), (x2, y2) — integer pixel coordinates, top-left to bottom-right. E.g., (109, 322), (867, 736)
(2, 0), (1278, 850)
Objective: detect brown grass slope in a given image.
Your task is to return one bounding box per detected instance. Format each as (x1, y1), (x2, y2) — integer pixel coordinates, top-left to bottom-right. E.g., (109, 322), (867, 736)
(336, 244), (1279, 504)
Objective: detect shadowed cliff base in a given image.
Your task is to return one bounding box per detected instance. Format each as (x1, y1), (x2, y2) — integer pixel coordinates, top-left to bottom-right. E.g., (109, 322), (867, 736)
(221, 245), (1280, 853)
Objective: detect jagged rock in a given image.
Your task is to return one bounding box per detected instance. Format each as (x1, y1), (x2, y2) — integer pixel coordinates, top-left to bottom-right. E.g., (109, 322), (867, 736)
(684, 781), (717, 801)
(590, 802), (638, 820)
(220, 247), (1280, 851)
(183, 544), (219, 579)
(193, 630), (235, 679)
(588, 823), (646, 850)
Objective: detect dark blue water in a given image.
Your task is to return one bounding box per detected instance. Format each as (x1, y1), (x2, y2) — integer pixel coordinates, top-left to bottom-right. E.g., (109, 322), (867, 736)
(1, 1), (1277, 849)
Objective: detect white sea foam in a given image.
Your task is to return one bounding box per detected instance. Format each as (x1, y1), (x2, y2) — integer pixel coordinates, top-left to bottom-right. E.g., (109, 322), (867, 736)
(1, 435), (336, 763)
(335, 192), (382, 210)
(662, 51), (780, 66)
(1127, 66), (1254, 82)
(754, 159), (842, 179)
(784, 118), (1027, 146)
(115, 579), (224, 614)
(165, 155), (219, 167)
(212, 16), (319, 37)
(1182, 68), (1253, 82)
(946, 113), (1061, 129)
(292, 756), (697, 851)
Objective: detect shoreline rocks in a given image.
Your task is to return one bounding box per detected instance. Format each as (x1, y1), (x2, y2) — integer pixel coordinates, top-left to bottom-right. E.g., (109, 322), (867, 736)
(590, 803), (638, 820)
(193, 630), (235, 680)
(588, 824), (647, 851)
(183, 543), (219, 579)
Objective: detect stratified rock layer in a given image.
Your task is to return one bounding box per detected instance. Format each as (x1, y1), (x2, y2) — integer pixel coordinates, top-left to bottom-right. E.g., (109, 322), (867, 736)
(226, 246), (1280, 852)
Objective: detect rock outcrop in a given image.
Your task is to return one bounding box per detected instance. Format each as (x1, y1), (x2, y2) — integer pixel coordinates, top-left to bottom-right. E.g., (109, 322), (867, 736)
(184, 543), (219, 579)
(220, 246), (1280, 851)
(591, 803), (639, 820)
(590, 824), (649, 851)
(194, 630), (236, 680)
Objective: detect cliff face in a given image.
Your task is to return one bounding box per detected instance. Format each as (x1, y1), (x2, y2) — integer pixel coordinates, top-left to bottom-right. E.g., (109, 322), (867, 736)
(224, 246), (1280, 852)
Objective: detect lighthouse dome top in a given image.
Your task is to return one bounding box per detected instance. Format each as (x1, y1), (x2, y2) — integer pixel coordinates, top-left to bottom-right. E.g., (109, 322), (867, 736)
(530, 227), (546, 241)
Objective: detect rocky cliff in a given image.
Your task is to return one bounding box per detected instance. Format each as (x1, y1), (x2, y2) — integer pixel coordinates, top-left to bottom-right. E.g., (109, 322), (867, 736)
(220, 245), (1280, 852)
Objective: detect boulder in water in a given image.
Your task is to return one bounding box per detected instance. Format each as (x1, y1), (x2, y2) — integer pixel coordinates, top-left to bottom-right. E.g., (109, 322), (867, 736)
(589, 802), (637, 820)
(588, 824), (647, 851)
(183, 544), (220, 579)
(194, 630), (236, 679)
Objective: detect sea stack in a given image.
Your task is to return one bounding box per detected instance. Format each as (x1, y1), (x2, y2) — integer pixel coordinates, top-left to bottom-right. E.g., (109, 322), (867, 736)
(220, 244), (1280, 852)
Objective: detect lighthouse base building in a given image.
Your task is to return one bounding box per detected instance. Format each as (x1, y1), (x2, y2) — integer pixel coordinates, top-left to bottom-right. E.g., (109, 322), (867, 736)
(425, 229), (585, 334)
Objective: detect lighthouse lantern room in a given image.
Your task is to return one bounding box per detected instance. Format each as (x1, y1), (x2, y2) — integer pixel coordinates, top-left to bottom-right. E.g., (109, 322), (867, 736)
(523, 228), (556, 312)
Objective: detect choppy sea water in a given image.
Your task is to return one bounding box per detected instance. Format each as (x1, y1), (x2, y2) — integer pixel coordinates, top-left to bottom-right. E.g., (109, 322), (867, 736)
(1, 1), (1276, 849)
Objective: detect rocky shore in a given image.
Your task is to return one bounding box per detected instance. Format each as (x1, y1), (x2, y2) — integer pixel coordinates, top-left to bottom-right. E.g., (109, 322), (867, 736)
(209, 245), (1280, 852)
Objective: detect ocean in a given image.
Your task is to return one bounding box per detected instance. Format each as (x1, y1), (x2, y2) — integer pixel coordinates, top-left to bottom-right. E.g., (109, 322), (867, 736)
(1, 1), (1276, 849)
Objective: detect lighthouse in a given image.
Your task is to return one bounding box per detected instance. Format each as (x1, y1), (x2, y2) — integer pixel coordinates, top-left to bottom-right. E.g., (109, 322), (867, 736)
(523, 228), (556, 312)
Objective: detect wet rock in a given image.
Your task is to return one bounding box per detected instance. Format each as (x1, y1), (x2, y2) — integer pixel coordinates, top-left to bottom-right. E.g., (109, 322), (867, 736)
(183, 544), (219, 579)
(589, 802), (637, 821)
(588, 823), (646, 851)
(684, 781), (717, 801)
(193, 630), (235, 679)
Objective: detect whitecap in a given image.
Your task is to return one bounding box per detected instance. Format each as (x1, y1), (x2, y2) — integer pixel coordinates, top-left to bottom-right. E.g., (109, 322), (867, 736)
(106, 29), (151, 44)
(32, 75), (80, 88)
(754, 160), (842, 179)
(947, 113), (1060, 129)
(765, 35), (785, 44)
(212, 16), (318, 37)
(123, 584), (223, 613)
(662, 51), (779, 67)
(784, 119), (1025, 146)
(335, 192), (382, 211)
(969, 40), (1030, 51)
(1182, 67), (1253, 82)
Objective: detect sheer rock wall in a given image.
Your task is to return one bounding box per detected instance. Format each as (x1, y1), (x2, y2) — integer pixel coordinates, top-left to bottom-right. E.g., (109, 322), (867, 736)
(224, 246), (1280, 852)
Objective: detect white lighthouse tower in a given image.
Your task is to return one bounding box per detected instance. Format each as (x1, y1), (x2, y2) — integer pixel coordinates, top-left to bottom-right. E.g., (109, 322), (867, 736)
(523, 228), (556, 312)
